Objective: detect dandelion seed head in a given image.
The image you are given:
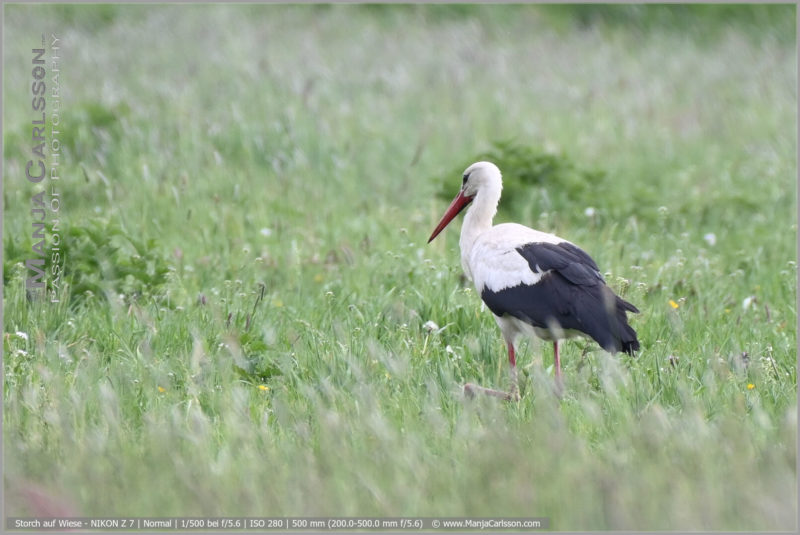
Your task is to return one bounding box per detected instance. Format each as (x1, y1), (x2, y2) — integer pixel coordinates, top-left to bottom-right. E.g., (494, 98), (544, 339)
(423, 320), (439, 333)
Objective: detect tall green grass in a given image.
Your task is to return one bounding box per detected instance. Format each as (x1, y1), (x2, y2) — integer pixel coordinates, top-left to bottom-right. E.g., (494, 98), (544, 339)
(3, 4), (796, 531)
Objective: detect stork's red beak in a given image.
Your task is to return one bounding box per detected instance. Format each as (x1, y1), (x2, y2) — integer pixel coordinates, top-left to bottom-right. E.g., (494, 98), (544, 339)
(428, 191), (474, 243)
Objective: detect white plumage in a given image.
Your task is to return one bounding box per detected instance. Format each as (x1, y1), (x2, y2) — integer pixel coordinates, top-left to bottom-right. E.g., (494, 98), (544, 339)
(468, 224), (565, 293)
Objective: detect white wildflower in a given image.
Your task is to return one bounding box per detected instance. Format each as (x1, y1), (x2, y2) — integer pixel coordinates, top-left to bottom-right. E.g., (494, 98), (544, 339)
(423, 320), (439, 333)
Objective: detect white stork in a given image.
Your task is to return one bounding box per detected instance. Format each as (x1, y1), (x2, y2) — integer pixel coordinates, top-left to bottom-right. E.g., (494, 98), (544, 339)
(428, 161), (639, 400)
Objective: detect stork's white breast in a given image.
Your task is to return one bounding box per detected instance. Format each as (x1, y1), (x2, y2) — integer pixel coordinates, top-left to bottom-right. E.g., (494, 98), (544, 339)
(467, 223), (568, 293)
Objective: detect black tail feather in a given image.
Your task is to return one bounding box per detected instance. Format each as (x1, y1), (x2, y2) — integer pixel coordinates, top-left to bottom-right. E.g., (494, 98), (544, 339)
(595, 287), (639, 355)
(612, 294), (639, 355)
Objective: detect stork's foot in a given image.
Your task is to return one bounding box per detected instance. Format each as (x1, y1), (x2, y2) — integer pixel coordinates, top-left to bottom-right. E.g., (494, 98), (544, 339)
(463, 383), (519, 402)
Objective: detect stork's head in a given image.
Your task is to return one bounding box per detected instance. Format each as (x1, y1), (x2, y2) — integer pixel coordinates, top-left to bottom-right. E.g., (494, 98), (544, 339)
(428, 161), (502, 243)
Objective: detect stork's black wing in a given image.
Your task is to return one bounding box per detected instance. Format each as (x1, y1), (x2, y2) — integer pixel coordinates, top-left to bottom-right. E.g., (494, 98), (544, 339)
(480, 241), (639, 354)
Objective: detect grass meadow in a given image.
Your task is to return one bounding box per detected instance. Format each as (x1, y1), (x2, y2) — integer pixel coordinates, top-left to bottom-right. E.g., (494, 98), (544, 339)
(3, 4), (797, 531)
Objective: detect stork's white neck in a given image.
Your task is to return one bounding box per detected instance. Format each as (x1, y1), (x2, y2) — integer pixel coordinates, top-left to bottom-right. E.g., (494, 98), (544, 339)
(459, 182), (502, 279)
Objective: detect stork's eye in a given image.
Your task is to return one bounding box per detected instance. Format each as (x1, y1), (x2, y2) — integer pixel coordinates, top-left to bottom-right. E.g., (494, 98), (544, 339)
(462, 173), (470, 186)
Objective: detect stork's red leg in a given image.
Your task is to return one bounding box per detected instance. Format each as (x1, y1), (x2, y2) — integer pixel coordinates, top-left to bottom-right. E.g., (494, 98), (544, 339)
(508, 343), (520, 400)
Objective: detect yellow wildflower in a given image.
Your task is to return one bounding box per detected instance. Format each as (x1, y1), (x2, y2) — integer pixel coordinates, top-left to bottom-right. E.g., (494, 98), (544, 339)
(258, 384), (269, 391)
(157, 386), (166, 393)
(747, 383), (755, 390)
(669, 300), (679, 309)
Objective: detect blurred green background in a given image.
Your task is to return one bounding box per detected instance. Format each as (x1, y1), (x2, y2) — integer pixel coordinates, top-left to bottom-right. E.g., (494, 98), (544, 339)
(3, 4), (796, 531)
